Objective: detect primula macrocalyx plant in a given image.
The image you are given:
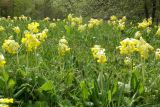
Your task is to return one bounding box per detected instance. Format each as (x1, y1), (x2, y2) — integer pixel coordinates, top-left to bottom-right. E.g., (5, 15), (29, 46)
(28, 22), (39, 33)
(138, 18), (152, 29)
(0, 98), (13, 103)
(0, 54), (6, 68)
(155, 49), (160, 60)
(156, 27), (160, 37)
(2, 40), (20, 54)
(58, 37), (70, 56)
(0, 26), (5, 32)
(91, 45), (107, 64)
(12, 26), (20, 34)
(78, 24), (87, 32)
(118, 37), (153, 59)
(67, 14), (83, 27)
(88, 18), (103, 29)
(118, 38), (139, 55)
(22, 32), (41, 52)
(36, 29), (48, 42)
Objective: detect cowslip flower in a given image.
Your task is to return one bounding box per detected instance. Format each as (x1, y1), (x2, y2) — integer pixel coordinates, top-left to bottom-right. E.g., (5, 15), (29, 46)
(91, 45), (107, 64)
(156, 27), (160, 37)
(0, 54), (6, 68)
(36, 29), (48, 42)
(155, 49), (160, 60)
(28, 22), (39, 33)
(0, 26), (5, 32)
(88, 18), (103, 29)
(110, 15), (117, 21)
(78, 24), (87, 32)
(137, 37), (154, 59)
(0, 98), (13, 103)
(138, 18), (152, 29)
(58, 37), (70, 56)
(22, 32), (41, 52)
(2, 40), (20, 54)
(12, 26), (20, 34)
(118, 38), (139, 55)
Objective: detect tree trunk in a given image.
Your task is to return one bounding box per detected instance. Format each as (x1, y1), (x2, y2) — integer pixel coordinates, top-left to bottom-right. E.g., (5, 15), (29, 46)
(151, 0), (156, 22)
(144, 0), (149, 19)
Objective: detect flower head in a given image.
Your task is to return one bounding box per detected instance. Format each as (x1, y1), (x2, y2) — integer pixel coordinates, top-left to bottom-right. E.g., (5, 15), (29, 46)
(2, 40), (20, 54)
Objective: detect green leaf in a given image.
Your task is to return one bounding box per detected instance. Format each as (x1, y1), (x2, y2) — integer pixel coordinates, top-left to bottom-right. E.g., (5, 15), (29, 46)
(8, 79), (16, 89)
(80, 81), (88, 100)
(108, 90), (112, 103)
(138, 82), (144, 94)
(112, 80), (118, 95)
(38, 81), (54, 92)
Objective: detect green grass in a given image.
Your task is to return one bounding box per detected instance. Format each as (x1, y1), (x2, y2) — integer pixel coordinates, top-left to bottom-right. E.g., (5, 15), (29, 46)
(0, 16), (160, 107)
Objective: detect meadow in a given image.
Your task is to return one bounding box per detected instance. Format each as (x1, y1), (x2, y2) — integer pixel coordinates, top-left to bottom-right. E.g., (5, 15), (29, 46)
(0, 14), (160, 107)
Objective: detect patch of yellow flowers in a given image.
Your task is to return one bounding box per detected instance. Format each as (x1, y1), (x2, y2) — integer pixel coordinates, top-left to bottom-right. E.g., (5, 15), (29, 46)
(0, 98), (13, 107)
(2, 40), (20, 54)
(108, 15), (126, 31)
(58, 37), (70, 56)
(138, 18), (152, 29)
(118, 37), (154, 59)
(12, 26), (20, 34)
(91, 45), (107, 64)
(22, 22), (48, 52)
(88, 18), (103, 29)
(0, 54), (6, 68)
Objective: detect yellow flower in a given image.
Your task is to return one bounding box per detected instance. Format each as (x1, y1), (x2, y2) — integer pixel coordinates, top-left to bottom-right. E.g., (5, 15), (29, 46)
(36, 29), (48, 42)
(88, 18), (103, 29)
(110, 15), (117, 21)
(0, 26), (5, 32)
(0, 104), (9, 107)
(91, 45), (107, 64)
(0, 98), (13, 103)
(138, 18), (152, 29)
(2, 40), (20, 54)
(78, 24), (87, 32)
(58, 37), (70, 56)
(155, 48), (160, 60)
(27, 22), (39, 33)
(12, 26), (20, 34)
(0, 54), (6, 68)
(22, 32), (41, 52)
(137, 37), (154, 59)
(118, 38), (139, 55)
(156, 27), (160, 36)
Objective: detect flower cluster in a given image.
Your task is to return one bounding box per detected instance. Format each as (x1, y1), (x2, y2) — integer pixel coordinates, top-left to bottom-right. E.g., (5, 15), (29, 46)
(156, 26), (160, 37)
(67, 14), (82, 27)
(155, 49), (160, 60)
(12, 26), (20, 34)
(0, 98), (13, 107)
(28, 22), (39, 33)
(138, 18), (152, 29)
(88, 18), (103, 29)
(118, 38), (139, 55)
(22, 32), (41, 52)
(0, 26), (5, 32)
(22, 22), (48, 51)
(2, 40), (20, 54)
(118, 37), (154, 59)
(108, 16), (126, 31)
(91, 45), (107, 64)
(0, 54), (6, 68)
(58, 37), (70, 56)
